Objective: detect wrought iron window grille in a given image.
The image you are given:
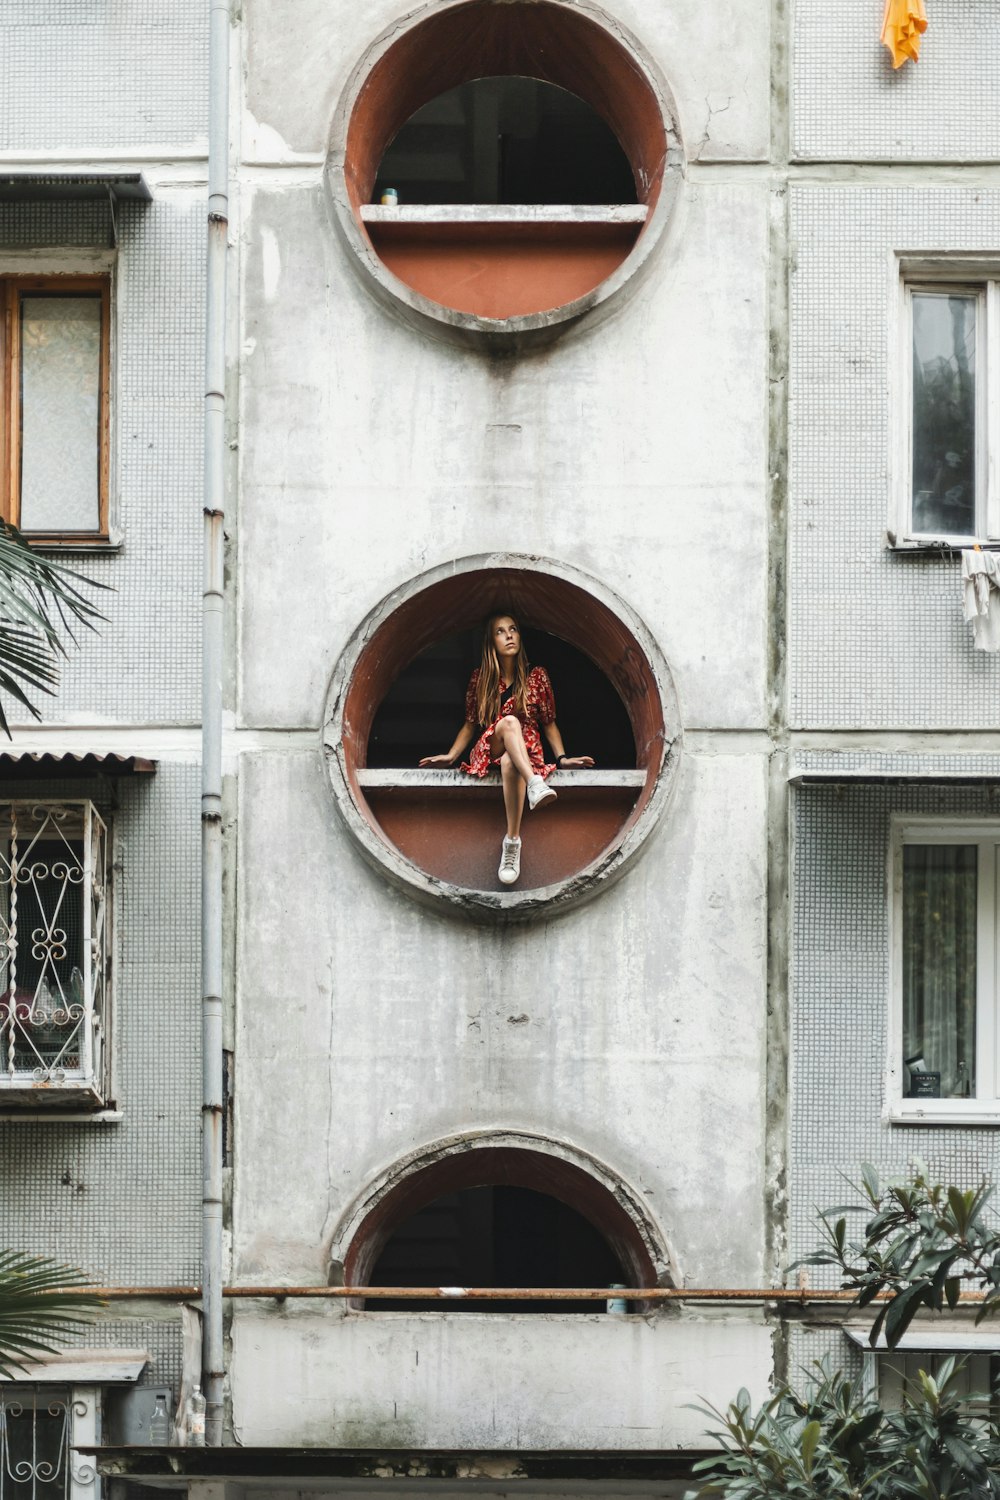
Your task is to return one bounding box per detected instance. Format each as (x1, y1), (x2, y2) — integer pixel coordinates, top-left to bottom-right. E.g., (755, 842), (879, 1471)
(0, 1388), (97, 1500)
(0, 801), (109, 1099)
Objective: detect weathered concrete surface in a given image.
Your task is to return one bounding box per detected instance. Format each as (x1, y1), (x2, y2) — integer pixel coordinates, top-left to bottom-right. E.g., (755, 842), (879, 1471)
(230, 1306), (773, 1449)
(237, 178), (769, 732)
(232, 748), (768, 1287)
(241, 0), (770, 165)
(232, 0), (774, 1455)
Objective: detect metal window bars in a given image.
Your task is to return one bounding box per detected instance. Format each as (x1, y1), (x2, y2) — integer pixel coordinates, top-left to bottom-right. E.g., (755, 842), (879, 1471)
(1, 1389), (72, 1500)
(0, 802), (108, 1090)
(0, 1389), (96, 1500)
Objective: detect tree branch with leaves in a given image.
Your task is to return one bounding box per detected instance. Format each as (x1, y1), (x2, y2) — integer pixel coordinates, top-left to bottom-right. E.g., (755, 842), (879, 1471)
(798, 1161), (1000, 1350)
(0, 520), (106, 737)
(0, 1251), (101, 1379)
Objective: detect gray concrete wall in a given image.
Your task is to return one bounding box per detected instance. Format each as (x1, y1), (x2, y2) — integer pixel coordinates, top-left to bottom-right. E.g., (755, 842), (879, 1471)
(0, 6), (206, 1415)
(787, 185), (1000, 729)
(0, 0), (207, 155)
(230, 0), (776, 1447)
(792, 0), (1000, 163)
(788, 784), (1000, 1274)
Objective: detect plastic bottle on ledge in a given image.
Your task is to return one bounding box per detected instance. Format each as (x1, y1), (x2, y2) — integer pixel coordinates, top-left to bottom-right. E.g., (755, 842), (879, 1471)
(149, 1393), (170, 1445)
(186, 1386), (206, 1447)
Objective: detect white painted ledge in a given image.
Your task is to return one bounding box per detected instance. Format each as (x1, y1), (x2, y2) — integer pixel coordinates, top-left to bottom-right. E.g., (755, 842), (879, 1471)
(361, 203), (648, 225)
(357, 768), (647, 789)
(0, 1350), (147, 1383)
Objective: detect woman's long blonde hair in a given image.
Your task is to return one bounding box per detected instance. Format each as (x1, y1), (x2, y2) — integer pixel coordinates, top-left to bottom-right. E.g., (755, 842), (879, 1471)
(476, 612), (530, 726)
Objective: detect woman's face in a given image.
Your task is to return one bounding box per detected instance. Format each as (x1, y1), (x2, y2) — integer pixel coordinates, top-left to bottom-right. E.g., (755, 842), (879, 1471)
(492, 616), (521, 661)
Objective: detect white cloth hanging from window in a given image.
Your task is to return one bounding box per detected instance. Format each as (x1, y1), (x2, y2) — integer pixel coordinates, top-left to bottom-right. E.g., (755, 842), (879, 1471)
(961, 550), (1000, 651)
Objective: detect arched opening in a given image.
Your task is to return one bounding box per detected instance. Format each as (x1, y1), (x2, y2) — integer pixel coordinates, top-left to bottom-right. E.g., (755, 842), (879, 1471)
(369, 1185), (628, 1312)
(325, 556), (679, 911)
(374, 77), (636, 207)
(340, 1144), (661, 1311)
(333, 0), (678, 327)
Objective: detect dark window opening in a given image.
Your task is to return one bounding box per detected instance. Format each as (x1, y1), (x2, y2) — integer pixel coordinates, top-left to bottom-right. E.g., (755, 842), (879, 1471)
(374, 76), (636, 206)
(367, 626), (636, 770)
(367, 1185), (628, 1312)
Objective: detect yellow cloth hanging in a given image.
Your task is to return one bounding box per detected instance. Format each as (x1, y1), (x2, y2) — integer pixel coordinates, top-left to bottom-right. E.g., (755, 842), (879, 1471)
(881, 0), (928, 68)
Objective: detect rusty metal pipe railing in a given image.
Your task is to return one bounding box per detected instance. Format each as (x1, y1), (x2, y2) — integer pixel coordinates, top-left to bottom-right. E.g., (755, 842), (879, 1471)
(62, 1284), (988, 1304)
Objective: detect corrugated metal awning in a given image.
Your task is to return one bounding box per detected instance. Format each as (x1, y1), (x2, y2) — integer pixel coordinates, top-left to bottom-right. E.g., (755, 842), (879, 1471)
(0, 751), (156, 777)
(0, 173), (151, 203)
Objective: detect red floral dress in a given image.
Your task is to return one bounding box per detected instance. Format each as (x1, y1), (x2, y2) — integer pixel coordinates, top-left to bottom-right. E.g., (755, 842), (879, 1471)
(460, 665), (557, 779)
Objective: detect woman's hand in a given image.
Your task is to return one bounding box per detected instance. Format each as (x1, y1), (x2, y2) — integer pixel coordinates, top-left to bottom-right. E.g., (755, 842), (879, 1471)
(557, 755), (595, 769)
(418, 753), (456, 767)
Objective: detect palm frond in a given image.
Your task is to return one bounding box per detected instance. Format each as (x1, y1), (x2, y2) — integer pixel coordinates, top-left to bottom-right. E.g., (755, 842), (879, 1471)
(0, 1251), (102, 1378)
(0, 522), (108, 737)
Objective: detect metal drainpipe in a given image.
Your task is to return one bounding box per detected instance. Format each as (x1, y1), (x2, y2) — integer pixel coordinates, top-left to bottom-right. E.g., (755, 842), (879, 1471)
(202, 0), (229, 1448)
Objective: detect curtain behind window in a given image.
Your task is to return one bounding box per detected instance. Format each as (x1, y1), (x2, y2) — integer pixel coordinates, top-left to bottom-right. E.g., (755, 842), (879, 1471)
(903, 844), (977, 1098)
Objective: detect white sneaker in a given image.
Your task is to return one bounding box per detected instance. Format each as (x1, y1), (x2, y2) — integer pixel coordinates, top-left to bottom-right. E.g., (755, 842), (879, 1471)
(498, 836), (521, 885)
(526, 775), (557, 812)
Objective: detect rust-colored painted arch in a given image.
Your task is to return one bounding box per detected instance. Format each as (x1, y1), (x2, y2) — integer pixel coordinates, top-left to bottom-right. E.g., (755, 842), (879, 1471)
(342, 566), (665, 778)
(345, 3), (667, 215)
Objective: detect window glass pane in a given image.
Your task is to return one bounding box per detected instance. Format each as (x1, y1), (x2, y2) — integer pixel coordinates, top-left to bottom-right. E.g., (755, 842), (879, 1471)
(911, 292), (977, 536)
(19, 295), (101, 532)
(903, 844), (977, 1098)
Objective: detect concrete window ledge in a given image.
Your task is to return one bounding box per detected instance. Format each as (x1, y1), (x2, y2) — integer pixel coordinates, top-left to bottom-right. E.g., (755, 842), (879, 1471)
(356, 769), (647, 790)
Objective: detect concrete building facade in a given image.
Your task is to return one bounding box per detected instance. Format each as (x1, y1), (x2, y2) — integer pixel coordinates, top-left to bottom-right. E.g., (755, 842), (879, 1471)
(0, 1), (997, 1498)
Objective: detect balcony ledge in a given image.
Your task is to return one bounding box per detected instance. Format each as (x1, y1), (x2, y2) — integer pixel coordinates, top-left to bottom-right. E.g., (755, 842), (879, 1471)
(357, 768), (647, 789)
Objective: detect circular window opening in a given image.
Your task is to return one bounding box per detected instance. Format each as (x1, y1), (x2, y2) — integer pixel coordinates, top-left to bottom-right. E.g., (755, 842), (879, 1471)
(337, 1142), (667, 1309)
(330, 0), (681, 331)
(323, 554), (681, 917)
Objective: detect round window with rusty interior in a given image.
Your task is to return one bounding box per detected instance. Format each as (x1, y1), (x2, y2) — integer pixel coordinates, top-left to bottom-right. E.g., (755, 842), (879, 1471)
(324, 555), (680, 919)
(328, 0), (682, 337)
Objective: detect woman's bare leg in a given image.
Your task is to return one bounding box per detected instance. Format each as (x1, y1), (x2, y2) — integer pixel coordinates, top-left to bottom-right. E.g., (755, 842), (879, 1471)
(499, 752), (527, 838)
(489, 715), (536, 786)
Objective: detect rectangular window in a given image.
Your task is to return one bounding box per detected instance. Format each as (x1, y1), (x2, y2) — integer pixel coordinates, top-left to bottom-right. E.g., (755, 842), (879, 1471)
(0, 1387), (99, 1500)
(0, 277), (111, 541)
(878, 1351), (1000, 1422)
(0, 800), (110, 1104)
(890, 821), (999, 1118)
(899, 273), (1000, 544)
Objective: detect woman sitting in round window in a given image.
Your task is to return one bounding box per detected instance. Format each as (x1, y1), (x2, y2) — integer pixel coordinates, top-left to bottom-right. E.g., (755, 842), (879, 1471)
(420, 613), (594, 885)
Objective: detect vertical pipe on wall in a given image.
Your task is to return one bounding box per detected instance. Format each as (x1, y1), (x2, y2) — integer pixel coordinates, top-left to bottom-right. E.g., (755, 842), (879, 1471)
(202, 0), (230, 1448)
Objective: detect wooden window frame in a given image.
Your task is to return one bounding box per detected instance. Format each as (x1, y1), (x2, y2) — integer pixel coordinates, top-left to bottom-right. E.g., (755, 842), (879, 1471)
(0, 274), (111, 543)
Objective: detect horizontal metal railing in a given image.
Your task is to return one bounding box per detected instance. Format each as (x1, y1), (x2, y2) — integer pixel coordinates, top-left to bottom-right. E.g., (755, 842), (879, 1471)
(54, 1284), (988, 1304)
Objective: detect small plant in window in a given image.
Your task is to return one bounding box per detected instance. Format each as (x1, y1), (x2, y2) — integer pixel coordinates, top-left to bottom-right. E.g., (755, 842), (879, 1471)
(419, 613), (594, 886)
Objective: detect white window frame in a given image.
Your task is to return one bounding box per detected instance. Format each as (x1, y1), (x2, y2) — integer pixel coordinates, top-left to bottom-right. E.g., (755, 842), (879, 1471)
(0, 799), (111, 1109)
(893, 258), (1000, 547)
(887, 817), (1000, 1123)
